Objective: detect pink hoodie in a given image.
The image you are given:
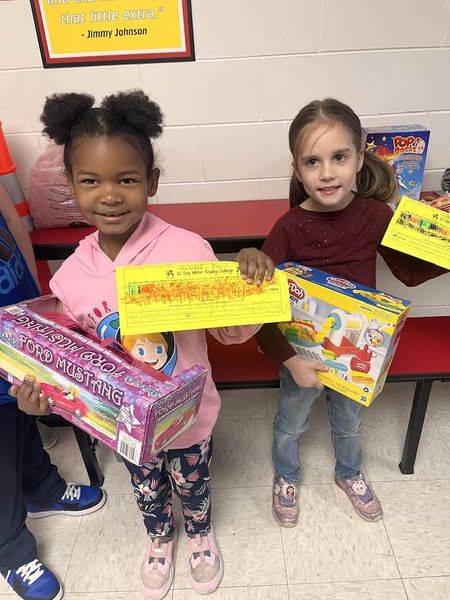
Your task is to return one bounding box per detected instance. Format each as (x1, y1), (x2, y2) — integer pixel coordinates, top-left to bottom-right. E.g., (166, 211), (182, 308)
(50, 212), (259, 449)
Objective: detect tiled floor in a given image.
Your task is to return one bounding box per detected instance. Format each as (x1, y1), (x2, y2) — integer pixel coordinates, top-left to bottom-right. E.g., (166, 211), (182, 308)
(2, 381), (449, 600)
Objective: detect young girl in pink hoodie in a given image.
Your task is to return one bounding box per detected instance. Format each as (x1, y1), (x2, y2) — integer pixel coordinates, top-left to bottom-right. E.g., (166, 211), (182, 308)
(14, 90), (273, 599)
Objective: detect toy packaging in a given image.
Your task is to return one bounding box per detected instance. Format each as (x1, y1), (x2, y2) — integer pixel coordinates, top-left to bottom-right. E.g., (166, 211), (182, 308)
(364, 125), (430, 204)
(0, 297), (207, 465)
(278, 263), (411, 406)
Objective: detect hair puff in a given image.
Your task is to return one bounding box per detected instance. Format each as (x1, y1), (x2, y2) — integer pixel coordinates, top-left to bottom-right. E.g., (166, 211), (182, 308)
(40, 93), (95, 145)
(101, 90), (163, 139)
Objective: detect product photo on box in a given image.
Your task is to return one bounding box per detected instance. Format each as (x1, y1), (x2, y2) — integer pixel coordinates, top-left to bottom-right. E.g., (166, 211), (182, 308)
(278, 263), (411, 406)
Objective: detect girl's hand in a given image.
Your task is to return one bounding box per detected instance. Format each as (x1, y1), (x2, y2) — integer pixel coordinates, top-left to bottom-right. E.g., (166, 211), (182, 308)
(9, 375), (51, 416)
(283, 355), (329, 390)
(237, 247), (275, 285)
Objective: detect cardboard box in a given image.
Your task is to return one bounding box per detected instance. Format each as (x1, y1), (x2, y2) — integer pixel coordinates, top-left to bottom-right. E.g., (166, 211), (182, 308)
(364, 125), (430, 203)
(278, 263), (411, 406)
(0, 297), (207, 464)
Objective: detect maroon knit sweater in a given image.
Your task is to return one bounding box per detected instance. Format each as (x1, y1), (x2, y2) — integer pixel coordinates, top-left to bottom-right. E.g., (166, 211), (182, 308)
(256, 196), (447, 365)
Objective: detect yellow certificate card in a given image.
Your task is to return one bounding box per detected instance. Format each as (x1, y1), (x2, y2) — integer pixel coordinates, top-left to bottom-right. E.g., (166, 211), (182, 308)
(382, 196), (450, 270)
(116, 262), (291, 334)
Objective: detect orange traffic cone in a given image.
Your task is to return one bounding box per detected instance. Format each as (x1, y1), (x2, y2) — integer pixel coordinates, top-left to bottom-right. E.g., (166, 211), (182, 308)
(0, 121), (33, 232)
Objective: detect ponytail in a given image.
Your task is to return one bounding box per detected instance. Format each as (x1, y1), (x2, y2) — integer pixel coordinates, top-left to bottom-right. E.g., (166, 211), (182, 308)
(289, 175), (308, 208)
(357, 151), (398, 203)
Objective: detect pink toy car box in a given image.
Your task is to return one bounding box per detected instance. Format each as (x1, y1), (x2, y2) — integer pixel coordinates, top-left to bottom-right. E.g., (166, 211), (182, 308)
(0, 297), (207, 465)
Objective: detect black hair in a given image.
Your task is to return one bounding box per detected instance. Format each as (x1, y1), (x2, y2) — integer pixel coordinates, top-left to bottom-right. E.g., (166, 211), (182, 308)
(40, 89), (164, 175)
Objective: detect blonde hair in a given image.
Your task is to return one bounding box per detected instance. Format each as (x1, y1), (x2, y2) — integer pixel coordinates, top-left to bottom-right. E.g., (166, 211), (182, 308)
(288, 98), (398, 208)
(121, 332), (167, 353)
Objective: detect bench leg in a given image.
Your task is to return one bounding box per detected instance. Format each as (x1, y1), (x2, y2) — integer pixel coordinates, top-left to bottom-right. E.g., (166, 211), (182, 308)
(399, 379), (433, 475)
(72, 426), (105, 487)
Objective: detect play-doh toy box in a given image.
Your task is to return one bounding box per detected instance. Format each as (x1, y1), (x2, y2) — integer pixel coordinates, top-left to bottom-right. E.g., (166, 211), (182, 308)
(364, 125), (430, 203)
(0, 297), (207, 465)
(278, 263), (411, 406)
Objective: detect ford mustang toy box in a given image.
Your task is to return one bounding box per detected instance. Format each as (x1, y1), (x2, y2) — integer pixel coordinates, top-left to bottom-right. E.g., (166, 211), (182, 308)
(278, 263), (410, 406)
(0, 297), (207, 464)
(363, 125), (430, 204)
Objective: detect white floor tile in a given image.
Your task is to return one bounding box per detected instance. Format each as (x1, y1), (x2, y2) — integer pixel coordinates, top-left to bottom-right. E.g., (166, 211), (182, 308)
(210, 416), (272, 488)
(288, 579), (407, 599)
(403, 576), (450, 600)
(173, 530), (286, 590)
(173, 586), (288, 599)
(173, 487), (286, 589)
(219, 388), (272, 421)
(429, 382), (450, 449)
(65, 594), (148, 599)
(8, 383), (448, 599)
(378, 481), (450, 578)
(281, 484), (399, 584)
(363, 383), (450, 481)
(64, 494), (147, 593)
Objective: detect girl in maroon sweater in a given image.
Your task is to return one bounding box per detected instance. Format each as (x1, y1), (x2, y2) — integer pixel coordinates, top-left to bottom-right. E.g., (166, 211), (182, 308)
(239, 98), (447, 527)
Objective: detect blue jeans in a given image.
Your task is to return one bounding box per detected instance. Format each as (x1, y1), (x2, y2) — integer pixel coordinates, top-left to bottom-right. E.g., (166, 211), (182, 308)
(273, 366), (363, 483)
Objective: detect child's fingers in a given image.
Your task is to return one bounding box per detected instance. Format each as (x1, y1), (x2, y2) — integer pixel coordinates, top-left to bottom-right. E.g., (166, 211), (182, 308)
(255, 254), (270, 285)
(9, 384), (18, 397)
(18, 375), (37, 397)
(38, 393), (51, 415)
(314, 361), (329, 373)
(265, 258), (275, 281)
(243, 257), (258, 282)
(17, 376), (40, 405)
(237, 249), (261, 282)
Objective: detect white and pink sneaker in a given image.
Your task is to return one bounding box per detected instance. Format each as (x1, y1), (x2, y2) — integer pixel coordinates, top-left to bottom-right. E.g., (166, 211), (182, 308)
(140, 535), (175, 599)
(187, 527), (223, 594)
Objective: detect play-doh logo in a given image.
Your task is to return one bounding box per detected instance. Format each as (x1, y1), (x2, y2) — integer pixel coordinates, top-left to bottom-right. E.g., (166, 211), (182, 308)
(326, 277), (356, 290)
(288, 280), (305, 303)
(393, 135), (426, 155)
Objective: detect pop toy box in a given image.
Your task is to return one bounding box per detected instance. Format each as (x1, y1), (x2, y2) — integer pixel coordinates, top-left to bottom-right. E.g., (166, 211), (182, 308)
(0, 296), (207, 465)
(278, 263), (411, 406)
(364, 125), (430, 203)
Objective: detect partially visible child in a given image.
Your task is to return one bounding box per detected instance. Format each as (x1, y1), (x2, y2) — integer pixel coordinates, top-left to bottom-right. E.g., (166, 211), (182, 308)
(14, 90), (273, 599)
(240, 98), (448, 527)
(0, 184), (105, 600)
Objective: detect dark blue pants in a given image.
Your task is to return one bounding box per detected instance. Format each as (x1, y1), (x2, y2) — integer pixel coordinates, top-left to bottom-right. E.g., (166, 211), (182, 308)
(0, 403), (66, 571)
(124, 435), (213, 538)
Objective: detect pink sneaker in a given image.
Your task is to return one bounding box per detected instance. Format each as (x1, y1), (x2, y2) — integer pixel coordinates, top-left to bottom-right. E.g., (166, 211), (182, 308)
(335, 472), (382, 522)
(140, 535), (175, 599)
(187, 527), (223, 594)
(272, 476), (299, 527)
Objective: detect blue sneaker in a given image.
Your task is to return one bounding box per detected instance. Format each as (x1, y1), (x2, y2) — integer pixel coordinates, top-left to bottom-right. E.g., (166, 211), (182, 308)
(1, 559), (63, 600)
(28, 484), (106, 519)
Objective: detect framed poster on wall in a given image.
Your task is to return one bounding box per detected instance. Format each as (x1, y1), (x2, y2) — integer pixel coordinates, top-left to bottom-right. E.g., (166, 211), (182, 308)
(29, 0), (194, 68)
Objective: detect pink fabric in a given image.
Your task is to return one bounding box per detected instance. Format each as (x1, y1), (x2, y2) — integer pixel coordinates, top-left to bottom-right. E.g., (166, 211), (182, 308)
(50, 213), (259, 449)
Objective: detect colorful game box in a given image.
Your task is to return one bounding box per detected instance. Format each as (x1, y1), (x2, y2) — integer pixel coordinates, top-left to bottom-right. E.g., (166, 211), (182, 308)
(278, 263), (411, 406)
(0, 296), (207, 465)
(364, 125), (430, 203)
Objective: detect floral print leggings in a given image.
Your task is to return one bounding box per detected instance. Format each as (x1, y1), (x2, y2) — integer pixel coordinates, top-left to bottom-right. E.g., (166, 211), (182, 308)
(124, 436), (213, 538)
